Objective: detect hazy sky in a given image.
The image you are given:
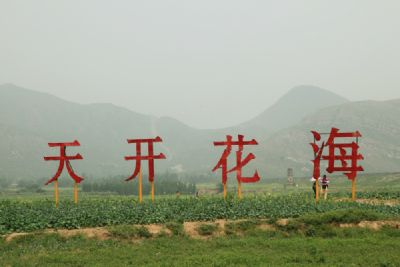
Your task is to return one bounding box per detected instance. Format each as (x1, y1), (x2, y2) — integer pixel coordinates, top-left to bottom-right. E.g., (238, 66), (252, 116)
(1, 1), (399, 129)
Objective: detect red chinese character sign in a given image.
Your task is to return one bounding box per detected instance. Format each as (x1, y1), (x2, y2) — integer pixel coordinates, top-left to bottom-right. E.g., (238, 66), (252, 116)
(125, 136), (166, 203)
(213, 135), (261, 199)
(311, 128), (364, 202)
(44, 140), (84, 207)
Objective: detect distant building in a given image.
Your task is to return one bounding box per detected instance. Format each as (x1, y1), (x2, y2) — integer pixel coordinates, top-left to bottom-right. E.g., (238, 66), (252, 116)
(287, 168), (295, 186)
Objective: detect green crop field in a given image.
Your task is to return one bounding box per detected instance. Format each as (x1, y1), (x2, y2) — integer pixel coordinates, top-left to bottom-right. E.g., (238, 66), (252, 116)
(1, 173), (400, 266)
(1, 194), (400, 235)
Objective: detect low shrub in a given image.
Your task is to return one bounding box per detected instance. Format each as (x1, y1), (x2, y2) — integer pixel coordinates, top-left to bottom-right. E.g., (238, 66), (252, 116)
(197, 224), (218, 236)
(108, 225), (152, 239)
(165, 222), (185, 236)
(297, 209), (384, 225)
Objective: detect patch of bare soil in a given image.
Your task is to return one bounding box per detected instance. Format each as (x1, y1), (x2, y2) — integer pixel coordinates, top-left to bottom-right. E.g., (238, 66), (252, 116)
(4, 219), (399, 242)
(359, 220), (400, 230)
(146, 224), (172, 236)
(276, 219), (289, 226)
(257, 224), (275, 231)
(146, 224), (163, 235)
(56, 227), (110, 240)
(214, 220), (228, 237)
(340, 221), (400, 230)
(183, 219), (275, 239)
(183, 222), (205, 239)
(338, 223), (355, 228)
(5, 233), (29, 242)
(183, 220), (231, 239)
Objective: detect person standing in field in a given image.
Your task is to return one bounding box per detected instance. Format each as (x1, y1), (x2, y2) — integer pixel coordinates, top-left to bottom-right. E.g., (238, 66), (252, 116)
(321, 175), (330, 200)
(310, 177), (318, 197)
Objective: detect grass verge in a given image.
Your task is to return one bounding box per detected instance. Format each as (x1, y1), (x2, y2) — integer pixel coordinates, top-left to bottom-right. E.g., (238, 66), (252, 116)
(1, 227), (400, 266)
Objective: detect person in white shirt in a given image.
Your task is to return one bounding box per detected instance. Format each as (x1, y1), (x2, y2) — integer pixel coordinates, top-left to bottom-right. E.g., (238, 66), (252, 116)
(321, 175), (330, 200)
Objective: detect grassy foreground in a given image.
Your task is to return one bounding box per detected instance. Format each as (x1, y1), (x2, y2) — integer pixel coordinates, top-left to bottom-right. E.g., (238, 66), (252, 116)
(2, 209), (400, 266)
(1, 227), (400, 267)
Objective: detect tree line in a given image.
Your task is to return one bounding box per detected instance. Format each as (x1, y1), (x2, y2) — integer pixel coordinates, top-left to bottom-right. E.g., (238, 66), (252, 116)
(82, 174), (197, 195)
(0, 172), (198, 195)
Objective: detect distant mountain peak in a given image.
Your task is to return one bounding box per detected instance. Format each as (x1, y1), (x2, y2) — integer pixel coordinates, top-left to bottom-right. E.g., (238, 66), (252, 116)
(240, 85), (348, 133)
(289, 84), (327, 92)
(0, 83), (18, 88)
(279, 85), (348, 103)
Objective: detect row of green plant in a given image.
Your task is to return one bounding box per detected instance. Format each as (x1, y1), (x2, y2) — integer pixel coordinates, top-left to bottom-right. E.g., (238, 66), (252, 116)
(327, 191), (400, 200)
(0, 194), (399, 235)
(356, 191), (400, 200)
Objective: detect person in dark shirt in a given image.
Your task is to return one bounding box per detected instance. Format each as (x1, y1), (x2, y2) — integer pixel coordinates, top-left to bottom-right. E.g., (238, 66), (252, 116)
(310, 177), (318, 198)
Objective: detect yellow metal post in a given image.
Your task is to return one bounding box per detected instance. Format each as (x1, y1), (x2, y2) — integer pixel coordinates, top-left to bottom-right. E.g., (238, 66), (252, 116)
(151, 181), (155, 203)
(352, 179), (356, 201)
(139, 169), (143, 203)
(223, 183), (227, 200)
(315, 179), (319, 203)
(54, 180), (59, 208)
(238, 181), (242, 199)
(74, 183), (78, 204)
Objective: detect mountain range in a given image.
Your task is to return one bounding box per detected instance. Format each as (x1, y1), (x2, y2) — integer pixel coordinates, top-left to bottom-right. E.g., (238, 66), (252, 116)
(0, 83), (399, 181)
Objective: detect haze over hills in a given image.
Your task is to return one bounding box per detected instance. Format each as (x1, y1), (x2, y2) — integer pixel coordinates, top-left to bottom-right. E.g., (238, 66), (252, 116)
(237, 85), (349, 135)
(0, 83), (399, 181)
(0, 83), (216, 179)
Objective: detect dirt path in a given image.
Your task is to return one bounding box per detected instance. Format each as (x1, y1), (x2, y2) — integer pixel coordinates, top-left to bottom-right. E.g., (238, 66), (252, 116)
(340, 220), (400, 230)
(3, 219), (400, 242)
